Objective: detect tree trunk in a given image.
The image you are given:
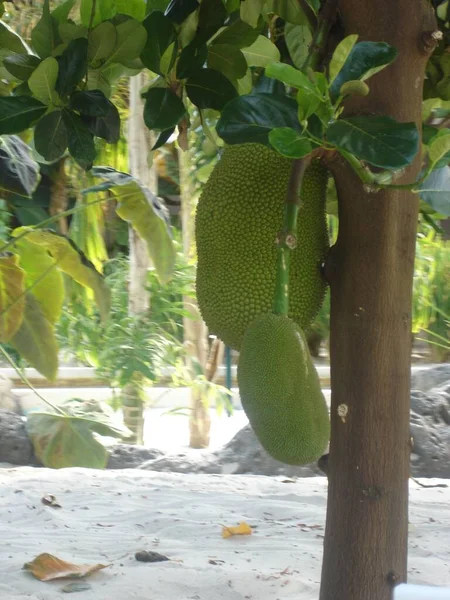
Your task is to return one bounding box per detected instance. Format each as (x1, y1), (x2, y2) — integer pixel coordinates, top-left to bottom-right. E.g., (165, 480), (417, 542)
(178, 143), (212, 448)
(124, 73), (156, 445)
(319, 3), (436, 600)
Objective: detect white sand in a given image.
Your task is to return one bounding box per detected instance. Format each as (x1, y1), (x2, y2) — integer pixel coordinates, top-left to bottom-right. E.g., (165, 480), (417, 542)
(0, 468), (449, 600)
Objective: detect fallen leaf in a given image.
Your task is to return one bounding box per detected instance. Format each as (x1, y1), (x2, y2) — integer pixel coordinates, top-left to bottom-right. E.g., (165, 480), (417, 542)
(41, 494), (62, 508)
(222, 522), (253, 539)
(209, 559), (225, 565)
(134, 551), (169, 563)
(61, 582), (92, 593)
(23, 553), (109, 581)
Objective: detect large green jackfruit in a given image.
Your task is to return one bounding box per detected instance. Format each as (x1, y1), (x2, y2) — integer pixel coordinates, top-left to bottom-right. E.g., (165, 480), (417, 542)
(195, 143), (329, 350)
(238, 313), (330, 465)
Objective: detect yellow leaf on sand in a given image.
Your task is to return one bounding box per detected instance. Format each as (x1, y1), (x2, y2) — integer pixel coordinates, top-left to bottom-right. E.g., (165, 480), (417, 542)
(23, 553), (109, 581)
(222, 522), (253, 539)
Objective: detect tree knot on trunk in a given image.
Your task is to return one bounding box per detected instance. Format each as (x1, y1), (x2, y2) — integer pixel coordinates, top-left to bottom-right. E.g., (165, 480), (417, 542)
(419, 29), (443, 55)
(362, 486), (384, 500)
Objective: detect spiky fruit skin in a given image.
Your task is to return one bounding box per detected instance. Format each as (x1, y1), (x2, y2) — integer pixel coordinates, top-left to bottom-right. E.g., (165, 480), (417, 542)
(238, 314), (330, 465)
(195, 143), (329, 350)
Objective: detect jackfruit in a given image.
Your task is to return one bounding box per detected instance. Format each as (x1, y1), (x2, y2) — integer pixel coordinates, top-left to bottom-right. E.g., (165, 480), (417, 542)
(238, 313), (330, 465)
(195, 143), (329, 350)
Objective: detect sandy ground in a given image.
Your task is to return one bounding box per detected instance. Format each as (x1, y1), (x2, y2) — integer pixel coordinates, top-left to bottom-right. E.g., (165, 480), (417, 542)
(0, 467), (449, 600)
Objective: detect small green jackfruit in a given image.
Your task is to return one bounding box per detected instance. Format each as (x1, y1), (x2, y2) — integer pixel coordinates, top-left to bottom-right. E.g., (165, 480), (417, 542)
(238, 313), (330, 465)
(195, 143), (329, 350)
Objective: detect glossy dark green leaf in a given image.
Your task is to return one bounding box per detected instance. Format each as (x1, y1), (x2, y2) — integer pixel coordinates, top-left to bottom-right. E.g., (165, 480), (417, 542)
(186, 68), (238, 110)
(55, 37), (88, 97)
(70, 89), (112, 116)
(216, 92), (299, 144)
(197, 0), (228, 42)
(143, 87), (187, 130)
(3, 55), (41, 82)
(419, 167), (450, 216)
(268, 127), (313, 158)
(330, 41), (398, 101)
(207, 44), (247, 85)
(141, 11), (176, 74)
(30, 0), (61, 58)
(71, 90), (120, 143)
(212, 18), (261, 49)
(62, 109), (96, 170)
(34, 110), (68, 162)
(0, 20), (28, 54)
(164, 0), (199, 24)
(176, 40), (207, 79)
(327, 116), (419, 169)
(152, 127), (175, 150)
(0, 96), (47, 135)
(253, 73), (285, 95)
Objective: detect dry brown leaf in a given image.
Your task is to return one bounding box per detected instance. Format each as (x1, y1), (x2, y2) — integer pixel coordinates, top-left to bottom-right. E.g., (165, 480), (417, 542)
(23, 553), (109, 581)
(222, 522), (253, 539)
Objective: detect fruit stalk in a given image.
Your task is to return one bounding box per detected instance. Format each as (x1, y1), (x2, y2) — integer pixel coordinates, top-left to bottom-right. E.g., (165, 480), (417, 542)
(273, 158), (310, 316)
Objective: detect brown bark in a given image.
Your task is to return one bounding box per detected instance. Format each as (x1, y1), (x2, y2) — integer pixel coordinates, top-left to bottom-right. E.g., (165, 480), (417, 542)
(319, 2), (436, 600)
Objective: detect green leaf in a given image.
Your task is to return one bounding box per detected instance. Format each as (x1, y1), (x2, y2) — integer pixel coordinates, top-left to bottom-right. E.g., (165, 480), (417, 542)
(165, 0), (199, 24)
(59, 23), (88, 43)
(10, 293), (58, 381)
(55, 37), (88, 97)
(265, 61), (318, 92)
(0, 20), (30, 54)
(115, 0), (146, 20)
(178, 7), (200, 47)
(0, 96), (47, 135)
(419, 167), (450, 216)
(207, 44), (247, 85)
(330, 41), (398, 101)
(13, 237), (65, 324)
(304, 0), (319, 12)
(176, 40), (207, 79)
(197, 0), (228, 42)
(86, 68), (111, 97)
(51, 0), (76, 23)
(70, 89), (113, 116)
(28, 56), (59, 105)
(159, 41), (177, 76)
(12, 227), (111, 321)
(186, 68), (238, 110)
(80, 0), (117, 27)
(143, 87), (187, 130)
(328, 34), (358, 85)
(27, 400), (130, 469)
(62, 109), (96, 170)
(141, 11), (176, 74)
(88, 167), (176, 284)
(31, 0), (61, 58)
(0, 135), (39, 199)
(216, 92), (299, 144)
(237, 67), (252, 95)
(33, 110), (68, 161)
(240, 0), (263, 28)
(285, 22), (313, 69)
(266, 0), (311, 25)
(428, 129), (450, 169)
(107, 19), (147, 68)
(3, 55), (41, 82)
(88, 22), (117, 69)
(212, 19), (260, 49)
(327, 116), (419, 169)
(70, 90), (120, 143)
(241, 35), (280, 67)
(0, 253), (25, 343)
(152, 128), (175, 150)
(269, 127), (312, 158)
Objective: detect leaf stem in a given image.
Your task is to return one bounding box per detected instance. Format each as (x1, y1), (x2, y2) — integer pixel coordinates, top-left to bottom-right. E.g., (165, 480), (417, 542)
(273, 158), (310, 316)
(301, 0), (339, 72)
(0, 346), (66, 416)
